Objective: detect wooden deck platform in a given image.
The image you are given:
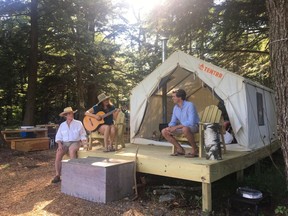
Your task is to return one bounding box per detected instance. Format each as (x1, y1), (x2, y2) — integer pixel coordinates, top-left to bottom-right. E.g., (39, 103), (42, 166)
(77, 141), (280, 212)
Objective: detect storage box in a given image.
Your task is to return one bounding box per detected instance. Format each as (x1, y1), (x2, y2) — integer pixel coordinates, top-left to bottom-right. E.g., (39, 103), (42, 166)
(11, 137), (50, 152)
(61, 157), (134, 203)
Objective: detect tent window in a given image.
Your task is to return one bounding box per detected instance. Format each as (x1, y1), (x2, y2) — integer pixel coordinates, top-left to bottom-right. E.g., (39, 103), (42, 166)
(256, 92), (264, 126)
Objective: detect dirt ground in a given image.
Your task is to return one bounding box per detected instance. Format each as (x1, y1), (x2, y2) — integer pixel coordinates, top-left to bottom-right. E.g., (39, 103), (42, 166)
(0, 148), (203, 216)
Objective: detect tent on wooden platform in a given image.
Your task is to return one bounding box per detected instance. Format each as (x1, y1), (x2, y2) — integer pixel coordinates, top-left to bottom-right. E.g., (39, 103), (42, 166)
(130, 51), (277, 151)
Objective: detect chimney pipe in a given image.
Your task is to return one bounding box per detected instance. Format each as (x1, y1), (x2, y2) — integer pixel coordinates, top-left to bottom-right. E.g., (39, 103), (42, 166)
(160, 36), (168, 123)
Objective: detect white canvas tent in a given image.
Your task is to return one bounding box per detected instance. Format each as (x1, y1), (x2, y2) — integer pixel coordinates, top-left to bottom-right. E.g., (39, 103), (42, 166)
(130, 51), (277, 151)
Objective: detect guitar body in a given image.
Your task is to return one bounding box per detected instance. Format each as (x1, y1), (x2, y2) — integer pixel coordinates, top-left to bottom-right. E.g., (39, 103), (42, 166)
(83, 111), (105, 131)
(83, 110), (117, 131)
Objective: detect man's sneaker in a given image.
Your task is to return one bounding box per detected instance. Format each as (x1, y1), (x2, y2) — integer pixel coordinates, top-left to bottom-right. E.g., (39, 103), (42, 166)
(51, 175), (61, 183)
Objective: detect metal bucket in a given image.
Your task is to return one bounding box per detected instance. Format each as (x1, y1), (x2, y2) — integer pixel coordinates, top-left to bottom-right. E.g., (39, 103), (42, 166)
(203, 123), (222, 160)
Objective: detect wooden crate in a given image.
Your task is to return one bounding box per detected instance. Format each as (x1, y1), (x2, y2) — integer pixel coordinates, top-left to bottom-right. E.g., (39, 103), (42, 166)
(10, 137), (50, 152)
(61, 157), (134, 203)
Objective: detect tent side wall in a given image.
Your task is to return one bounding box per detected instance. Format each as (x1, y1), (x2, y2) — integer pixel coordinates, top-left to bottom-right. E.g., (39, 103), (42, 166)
(245, 83), (278, 149)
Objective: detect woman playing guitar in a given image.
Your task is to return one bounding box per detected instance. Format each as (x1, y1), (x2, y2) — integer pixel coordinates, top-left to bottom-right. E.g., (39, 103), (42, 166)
(84, 93), (120, 152)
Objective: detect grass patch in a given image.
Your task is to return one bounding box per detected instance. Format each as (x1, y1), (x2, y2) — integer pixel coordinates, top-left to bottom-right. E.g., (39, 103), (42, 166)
(0, 163), (10, 170)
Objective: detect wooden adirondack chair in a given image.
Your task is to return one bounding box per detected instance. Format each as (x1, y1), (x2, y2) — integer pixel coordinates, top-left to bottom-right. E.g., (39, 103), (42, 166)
(172, 105), (226, 158)
(87, 111), (126, 150)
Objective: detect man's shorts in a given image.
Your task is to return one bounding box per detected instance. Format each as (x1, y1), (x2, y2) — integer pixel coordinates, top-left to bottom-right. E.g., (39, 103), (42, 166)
(62, 141), (80, 153)
(172, 125), (199, 135)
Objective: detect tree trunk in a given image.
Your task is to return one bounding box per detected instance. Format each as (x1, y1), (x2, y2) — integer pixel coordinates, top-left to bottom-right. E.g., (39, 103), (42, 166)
(87, 83), (99, 107)
(23, 0), (38, 125)
(266, 0), (288, 182)
(76, 53), (85, 122)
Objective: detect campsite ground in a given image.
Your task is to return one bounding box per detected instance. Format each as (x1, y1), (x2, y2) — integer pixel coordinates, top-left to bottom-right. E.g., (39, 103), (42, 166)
(0, 147), (287, 216)
(0, 148), (203, 216)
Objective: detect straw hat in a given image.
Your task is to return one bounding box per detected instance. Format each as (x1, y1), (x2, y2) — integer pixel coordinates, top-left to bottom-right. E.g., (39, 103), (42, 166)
(59, 107), (77, 117)
(97, 93), (110, 105)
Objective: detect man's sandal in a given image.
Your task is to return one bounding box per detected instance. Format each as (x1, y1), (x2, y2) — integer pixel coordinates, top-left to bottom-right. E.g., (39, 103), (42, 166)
(185, 152), (199, 158)
(108, 146), (116, 152)
(51, 175), (61, 183)
(170, 149), (185, 156)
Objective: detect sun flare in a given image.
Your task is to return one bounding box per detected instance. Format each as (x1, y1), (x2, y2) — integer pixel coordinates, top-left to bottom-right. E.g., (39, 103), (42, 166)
(126, 0), (167, 12)
(123, 0), (167, 23)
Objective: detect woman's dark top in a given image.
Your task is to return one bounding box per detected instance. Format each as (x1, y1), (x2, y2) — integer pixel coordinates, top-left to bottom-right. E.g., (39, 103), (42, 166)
(92, 104), (115, 130)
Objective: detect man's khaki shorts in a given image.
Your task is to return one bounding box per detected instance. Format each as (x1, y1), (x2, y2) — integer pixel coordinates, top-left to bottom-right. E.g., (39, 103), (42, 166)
(62, 141), (80, 153)
(172, 125), (199, 135)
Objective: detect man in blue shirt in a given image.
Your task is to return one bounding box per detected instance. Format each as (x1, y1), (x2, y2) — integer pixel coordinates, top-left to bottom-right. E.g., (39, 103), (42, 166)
(161, 89), (200, 157)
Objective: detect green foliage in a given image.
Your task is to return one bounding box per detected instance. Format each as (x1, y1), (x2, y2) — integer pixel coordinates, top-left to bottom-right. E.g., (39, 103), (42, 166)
(0, 0), (275, 128)
(241, 151), (287, 206)
(0, 0), (131, 127)
(208, 0), (271, 86)
(275, 206), (288, 216)
(146, 0), (271, 87)
(0, 0), (30, 128)
(193, 194), (202, 209)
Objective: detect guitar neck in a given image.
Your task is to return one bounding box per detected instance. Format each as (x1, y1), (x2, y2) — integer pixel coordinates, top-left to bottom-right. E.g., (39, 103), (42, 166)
(101, 109), (116, 118)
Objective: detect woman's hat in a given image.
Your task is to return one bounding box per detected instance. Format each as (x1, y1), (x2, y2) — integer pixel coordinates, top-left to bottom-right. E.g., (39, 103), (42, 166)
(59, 107), (77, 117)
(97, 93), (110, 105)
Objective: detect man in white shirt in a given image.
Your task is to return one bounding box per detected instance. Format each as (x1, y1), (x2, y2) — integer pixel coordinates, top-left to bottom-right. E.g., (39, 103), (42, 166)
(51, 107), (87, 183)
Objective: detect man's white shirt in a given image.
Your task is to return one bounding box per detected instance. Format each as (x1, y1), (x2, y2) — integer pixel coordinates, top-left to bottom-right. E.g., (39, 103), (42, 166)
(55, 119), (87, 142)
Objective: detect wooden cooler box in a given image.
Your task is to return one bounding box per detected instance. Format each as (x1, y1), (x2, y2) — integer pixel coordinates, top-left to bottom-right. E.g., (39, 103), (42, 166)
(61, 157), (134, 203)
(11, 137), (50, 152)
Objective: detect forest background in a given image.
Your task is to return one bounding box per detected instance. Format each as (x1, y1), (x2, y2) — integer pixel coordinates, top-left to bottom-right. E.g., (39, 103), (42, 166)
(1, 1), (288, 214)
(0, 0), (270, 128)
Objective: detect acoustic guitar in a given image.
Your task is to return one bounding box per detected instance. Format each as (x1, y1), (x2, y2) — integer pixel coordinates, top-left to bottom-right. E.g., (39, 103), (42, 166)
(83, 109), (117, 131)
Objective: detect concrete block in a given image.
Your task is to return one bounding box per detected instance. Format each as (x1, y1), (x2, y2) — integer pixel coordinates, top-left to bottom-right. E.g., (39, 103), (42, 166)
(61, 157), (134, 203)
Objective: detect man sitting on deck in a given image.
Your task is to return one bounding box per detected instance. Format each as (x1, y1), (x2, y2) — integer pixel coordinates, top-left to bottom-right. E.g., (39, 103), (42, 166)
(161, 89), (200, 158)
(51, 107), (87, 183)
